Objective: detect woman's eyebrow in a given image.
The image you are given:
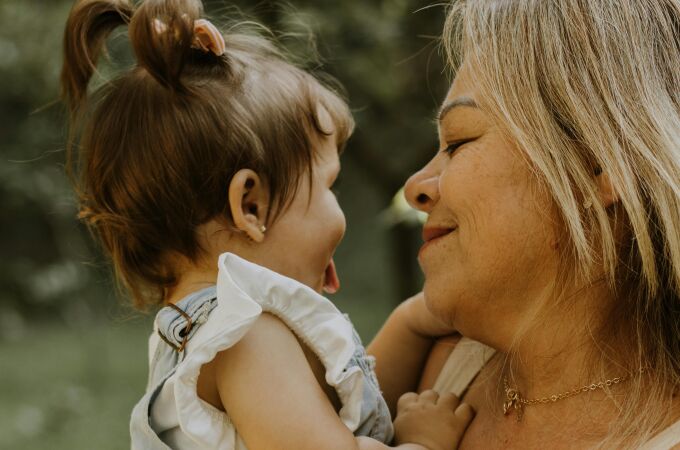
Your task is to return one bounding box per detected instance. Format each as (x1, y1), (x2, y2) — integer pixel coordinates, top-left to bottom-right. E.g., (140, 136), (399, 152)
(438, 97), (478, 122)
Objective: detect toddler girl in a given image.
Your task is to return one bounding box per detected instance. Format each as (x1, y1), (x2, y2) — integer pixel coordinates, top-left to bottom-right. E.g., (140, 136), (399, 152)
(61, 0), (473, 448)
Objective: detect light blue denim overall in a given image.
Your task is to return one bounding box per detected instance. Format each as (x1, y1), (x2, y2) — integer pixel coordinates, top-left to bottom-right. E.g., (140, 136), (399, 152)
(130, 254), (394, 449)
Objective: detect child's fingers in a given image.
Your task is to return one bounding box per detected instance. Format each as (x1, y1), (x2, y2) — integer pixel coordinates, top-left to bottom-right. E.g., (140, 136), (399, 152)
(437, 391), (461, 410)
(454, 402), (475, 424)
(418, 389), (439, 404)
(397, 392), (419, 413)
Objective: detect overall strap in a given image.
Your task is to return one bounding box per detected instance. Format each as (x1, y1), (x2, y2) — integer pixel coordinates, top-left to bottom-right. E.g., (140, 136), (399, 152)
(640, 419), (680, 450)
(433, 337), (496, 396)
(155, 286), (218, 356)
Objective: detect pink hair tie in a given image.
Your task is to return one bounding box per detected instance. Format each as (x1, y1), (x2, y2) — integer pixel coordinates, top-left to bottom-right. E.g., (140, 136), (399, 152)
(192, 19), (225, 56)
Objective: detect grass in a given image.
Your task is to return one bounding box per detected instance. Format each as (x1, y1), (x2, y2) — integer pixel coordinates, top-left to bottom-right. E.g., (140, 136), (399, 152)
(0, 298), (393, 449)
(0, 318), (152, 450)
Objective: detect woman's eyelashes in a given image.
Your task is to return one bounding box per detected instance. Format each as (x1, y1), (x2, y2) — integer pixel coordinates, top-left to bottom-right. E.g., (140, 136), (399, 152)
(442, 138), (475, 156)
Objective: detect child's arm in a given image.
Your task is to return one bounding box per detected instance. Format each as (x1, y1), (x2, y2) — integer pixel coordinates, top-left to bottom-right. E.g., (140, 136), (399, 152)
(211, 313), (457, 450)
(367, 293), (458, 416)
(417, 335), (462, 392)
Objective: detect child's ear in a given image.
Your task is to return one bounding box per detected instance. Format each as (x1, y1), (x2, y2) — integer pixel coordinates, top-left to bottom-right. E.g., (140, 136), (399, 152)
(594, 168), (619, 209)
(228, 169), (269, 243)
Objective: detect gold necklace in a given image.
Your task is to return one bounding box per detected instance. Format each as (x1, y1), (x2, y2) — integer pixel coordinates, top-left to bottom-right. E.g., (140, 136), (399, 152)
(502, 373), (633, 422)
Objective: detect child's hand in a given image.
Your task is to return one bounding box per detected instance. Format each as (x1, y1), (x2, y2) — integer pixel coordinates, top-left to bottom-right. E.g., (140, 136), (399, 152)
(393, 390), (474, 450)
(399, 292), (457, 338)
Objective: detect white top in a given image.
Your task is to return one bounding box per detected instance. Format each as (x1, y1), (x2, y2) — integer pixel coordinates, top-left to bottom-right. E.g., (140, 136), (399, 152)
(435, 338), (680, 449)
(131, 253), (392, 449)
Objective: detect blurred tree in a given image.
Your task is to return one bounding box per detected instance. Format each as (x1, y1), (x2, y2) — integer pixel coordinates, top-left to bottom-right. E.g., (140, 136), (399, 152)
(0, 1), (112, 334)
(0, 0), (451, 326)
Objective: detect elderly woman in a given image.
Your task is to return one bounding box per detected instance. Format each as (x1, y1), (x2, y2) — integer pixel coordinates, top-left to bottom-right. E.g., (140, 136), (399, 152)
(396, 0), (680, 448)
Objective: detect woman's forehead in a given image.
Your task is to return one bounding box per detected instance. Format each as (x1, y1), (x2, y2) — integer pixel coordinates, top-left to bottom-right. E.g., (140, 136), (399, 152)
(446, 63), (477, 103)
(439, 67), (483, 127)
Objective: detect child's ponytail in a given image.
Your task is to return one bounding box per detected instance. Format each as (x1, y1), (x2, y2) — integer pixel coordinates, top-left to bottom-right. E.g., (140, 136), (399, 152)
(61, 0), (133, 116)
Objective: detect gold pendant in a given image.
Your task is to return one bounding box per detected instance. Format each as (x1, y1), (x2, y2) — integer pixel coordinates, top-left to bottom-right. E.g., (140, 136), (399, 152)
(503, 387), (518, 415)
(502, 398), (514, 415)
(503, 387), (524, 421)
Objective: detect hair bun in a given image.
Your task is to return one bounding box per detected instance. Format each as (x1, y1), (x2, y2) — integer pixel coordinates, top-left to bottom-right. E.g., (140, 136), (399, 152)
(128, 0), (203, 91)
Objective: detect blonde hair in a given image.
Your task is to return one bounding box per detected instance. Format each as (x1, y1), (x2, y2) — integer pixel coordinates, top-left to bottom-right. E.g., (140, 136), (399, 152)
(61, 0), (353, 308)
(444, 0), (680, 447)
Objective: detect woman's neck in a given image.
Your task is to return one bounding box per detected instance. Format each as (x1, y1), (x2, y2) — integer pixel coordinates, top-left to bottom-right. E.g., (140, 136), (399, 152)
(502, 328), (622, 400)
(497, 279), (635, 397)
(462, 283), (678, 448)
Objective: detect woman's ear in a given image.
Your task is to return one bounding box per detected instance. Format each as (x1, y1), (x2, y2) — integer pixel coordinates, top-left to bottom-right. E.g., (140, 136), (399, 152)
(594, 168), (619, 208)
(228, 169), (269, 243)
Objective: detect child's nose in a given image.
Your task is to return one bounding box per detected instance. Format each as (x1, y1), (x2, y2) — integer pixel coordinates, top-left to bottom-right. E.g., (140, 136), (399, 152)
(404, 166), (440, 214)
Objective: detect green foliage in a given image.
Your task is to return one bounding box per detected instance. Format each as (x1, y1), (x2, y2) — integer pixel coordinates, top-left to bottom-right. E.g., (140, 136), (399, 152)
(0, 1), (113, 334)
(0, 320), (152, 449)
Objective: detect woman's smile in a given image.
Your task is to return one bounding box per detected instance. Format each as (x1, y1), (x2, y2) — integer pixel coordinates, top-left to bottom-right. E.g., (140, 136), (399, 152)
(418, 225), (458, 257)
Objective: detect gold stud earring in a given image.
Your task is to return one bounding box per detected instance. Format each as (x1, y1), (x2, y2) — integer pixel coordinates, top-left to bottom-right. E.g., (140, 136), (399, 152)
(260, 225), (267, 234)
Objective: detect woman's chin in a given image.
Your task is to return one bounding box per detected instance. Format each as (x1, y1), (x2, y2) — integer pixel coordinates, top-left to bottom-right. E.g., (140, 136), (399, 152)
(422, 286), (457, 328)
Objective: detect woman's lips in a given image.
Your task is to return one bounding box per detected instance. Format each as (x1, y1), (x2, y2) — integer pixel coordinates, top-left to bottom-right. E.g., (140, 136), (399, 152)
(419, 226), (457, 255)
(422, 227), (456, 242)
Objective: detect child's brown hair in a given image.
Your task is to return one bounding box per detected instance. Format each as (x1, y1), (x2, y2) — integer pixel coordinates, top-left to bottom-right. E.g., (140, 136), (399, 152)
(61, 0), (354, 309)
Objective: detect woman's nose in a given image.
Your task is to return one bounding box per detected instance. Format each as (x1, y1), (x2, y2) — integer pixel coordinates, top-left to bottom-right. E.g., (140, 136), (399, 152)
(404, 165), (440, 213)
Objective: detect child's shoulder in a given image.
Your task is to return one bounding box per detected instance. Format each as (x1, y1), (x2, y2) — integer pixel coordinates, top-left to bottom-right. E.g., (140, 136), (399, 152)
(218, 311), (298, 352)
(196, 311), (308, 409)
(209, 312), (308, 374)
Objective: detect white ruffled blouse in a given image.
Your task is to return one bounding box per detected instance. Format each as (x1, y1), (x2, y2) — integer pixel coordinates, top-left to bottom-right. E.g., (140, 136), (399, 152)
(130, 253), (393, 449)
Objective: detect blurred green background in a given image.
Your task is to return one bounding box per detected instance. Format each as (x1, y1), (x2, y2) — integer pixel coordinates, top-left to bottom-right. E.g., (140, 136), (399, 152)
(0, 0), (450, 448)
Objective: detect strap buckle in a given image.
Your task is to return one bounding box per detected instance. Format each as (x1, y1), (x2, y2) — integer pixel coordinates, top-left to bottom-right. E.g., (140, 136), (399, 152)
(157, 303), (193, 352)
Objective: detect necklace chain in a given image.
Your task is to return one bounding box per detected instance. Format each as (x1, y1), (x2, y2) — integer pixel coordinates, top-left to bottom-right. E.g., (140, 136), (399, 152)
(502, 372), (636, 421)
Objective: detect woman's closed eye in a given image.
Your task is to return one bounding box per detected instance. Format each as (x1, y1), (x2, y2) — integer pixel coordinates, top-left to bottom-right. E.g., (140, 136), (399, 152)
(442, 138), (476, 156)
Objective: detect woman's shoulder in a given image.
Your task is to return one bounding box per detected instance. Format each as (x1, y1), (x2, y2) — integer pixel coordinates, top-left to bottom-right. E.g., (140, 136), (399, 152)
(640, 417), (680, 450)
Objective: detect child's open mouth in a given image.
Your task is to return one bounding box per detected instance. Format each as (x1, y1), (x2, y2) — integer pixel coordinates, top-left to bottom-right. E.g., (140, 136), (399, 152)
(323, 258), (340, 294)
